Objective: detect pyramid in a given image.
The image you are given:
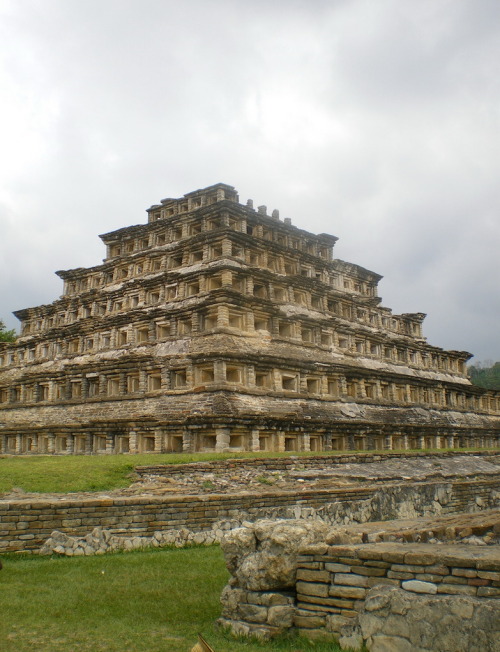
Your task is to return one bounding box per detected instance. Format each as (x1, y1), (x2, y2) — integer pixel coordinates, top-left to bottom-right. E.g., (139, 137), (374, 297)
(0, 183), (498, 455)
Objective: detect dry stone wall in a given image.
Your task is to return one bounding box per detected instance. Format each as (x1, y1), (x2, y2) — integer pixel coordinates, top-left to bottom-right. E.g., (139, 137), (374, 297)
(295, 541), (500, 648)
(354, 585), (499, 652)
(135, 449), (500, 478)
(218, 513), (500, 651)
(1, 476), (499, 553)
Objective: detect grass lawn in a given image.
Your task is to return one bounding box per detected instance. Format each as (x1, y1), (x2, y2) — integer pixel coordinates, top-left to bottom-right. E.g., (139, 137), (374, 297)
(0, 545), (344, 652)
(0, 448), (481, 494)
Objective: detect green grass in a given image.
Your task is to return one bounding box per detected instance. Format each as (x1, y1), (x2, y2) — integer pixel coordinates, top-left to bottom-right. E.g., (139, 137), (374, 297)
(0, 546), (343, 652)
(0, 448), (490, 494)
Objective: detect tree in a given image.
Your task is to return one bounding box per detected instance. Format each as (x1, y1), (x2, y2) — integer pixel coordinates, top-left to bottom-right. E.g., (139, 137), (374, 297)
(0, 319), (17, 343)
(468, 361), (500, 390)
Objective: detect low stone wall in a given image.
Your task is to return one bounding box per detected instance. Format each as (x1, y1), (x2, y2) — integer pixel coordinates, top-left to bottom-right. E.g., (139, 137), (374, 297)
(1, 477), (499, 553)
(346, 584), (499, 652)
(218, 513), (500, 651)
(135, 450), (500, 478)
(38, 525), (221, 556)
(295, 542), (500, 648)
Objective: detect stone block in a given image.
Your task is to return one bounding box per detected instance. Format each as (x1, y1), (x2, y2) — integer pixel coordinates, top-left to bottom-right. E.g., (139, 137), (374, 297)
(391, 563), (425, 573)
(296, 581), (329, 597)
(267, 605), (294, 628)
(369, 634), (413, 652)
(327, 546), (358, 557)
(297, 601), (341, 614)
(441, 575), (468, 585)
(329, 585), (366, 599)
(477, 558), (500, 571)
(293, 613), (326, 629)
(477, 570), (500, 580)
(357, 548), (383, 561)
(477, 586), (500, 597)
(302, 629), (339, 642)
(337, 556), (364, 566)
(442, 553), (483, 568)
(340, 608), (359, 618)
(436, 583), (477, 596)
(401, 580), (437, 594)
(259, 592), (294, 607)
(61, 519), (82, 528)
(296, 569), (330, 583)
(380, 550), (406, 564)
(325, 614), (350, 633)
(351, 566), (387, 577)
(238, 603), (268, 623)
(300, 543), (328, 555)
(452, 568), (477, 578)
(366, 577), (400, 588)
(297, 561), (322, 569)
(381, 614), (410, 639)
(334, 573), (369, 588)
(324, 562), (351, 573)
(403, 550), (439, 565)
(364, 561), (391, 570)
(425, 564), (449, 575)
(422, 571), (452, 583)
(359, 612), (383, 638)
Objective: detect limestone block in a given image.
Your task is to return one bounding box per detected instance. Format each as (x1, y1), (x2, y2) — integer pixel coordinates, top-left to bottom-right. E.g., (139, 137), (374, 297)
(352, 566), (386, 577)
(477, 586), (500, 597)
(334, 573), (370, 588)
(401, 580), (437, 595)
(325, 613), (351, 633)
(221, 519), (329, 591)
(369, 634), (414, 652)
(436, 583), (477, 596)
(338, 622), (363, 651)
(296, 581), (329, 597)
(237, 603), (268, 624)
(325, 562), (351, 573)
(296, 569), (330, 582)
(293, 613), (326, 629)
(329, 585), (367, 599)
(267, 605), (294, 628)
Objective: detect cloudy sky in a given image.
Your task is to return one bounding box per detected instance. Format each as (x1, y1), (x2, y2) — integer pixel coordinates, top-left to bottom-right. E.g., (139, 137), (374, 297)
(0, 0), (499, 363)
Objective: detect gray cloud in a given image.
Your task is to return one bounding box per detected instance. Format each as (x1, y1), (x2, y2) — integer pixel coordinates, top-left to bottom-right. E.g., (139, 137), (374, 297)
(0, 0), (499, 361)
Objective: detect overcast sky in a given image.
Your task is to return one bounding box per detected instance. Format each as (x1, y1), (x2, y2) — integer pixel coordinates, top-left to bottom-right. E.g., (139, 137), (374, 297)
(0, 0), (499, 363)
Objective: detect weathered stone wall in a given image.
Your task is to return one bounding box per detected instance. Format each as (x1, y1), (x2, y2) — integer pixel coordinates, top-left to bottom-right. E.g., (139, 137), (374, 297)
(346, 585), (499, 652)
(295, 542), (500, 647)
(136, 449), (500, 478)
(1, 477), (498, 553)
(218, 514), (500, 651)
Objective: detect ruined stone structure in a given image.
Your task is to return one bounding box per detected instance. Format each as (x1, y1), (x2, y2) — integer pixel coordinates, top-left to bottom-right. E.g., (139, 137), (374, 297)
(218, 514), (500, 651)
(0, 183), (499, 455)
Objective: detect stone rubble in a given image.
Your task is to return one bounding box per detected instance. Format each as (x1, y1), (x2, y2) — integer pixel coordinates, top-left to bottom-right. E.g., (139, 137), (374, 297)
(38, 520), (240, 556)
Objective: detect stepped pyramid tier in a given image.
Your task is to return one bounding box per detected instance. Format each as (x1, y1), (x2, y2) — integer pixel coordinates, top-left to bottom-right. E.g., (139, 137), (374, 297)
(0, 183), (499, 455)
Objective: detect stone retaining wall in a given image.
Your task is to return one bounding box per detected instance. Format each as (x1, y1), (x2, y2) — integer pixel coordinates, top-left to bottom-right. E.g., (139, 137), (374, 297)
(295, 542), (500, 644)
(135, 450), (500, 478)
(1, 477), (499, 553)
(218, 514), (500, 651)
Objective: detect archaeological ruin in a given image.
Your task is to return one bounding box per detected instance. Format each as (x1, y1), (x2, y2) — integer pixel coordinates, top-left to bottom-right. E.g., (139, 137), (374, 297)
(0, 182), (499, 455)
